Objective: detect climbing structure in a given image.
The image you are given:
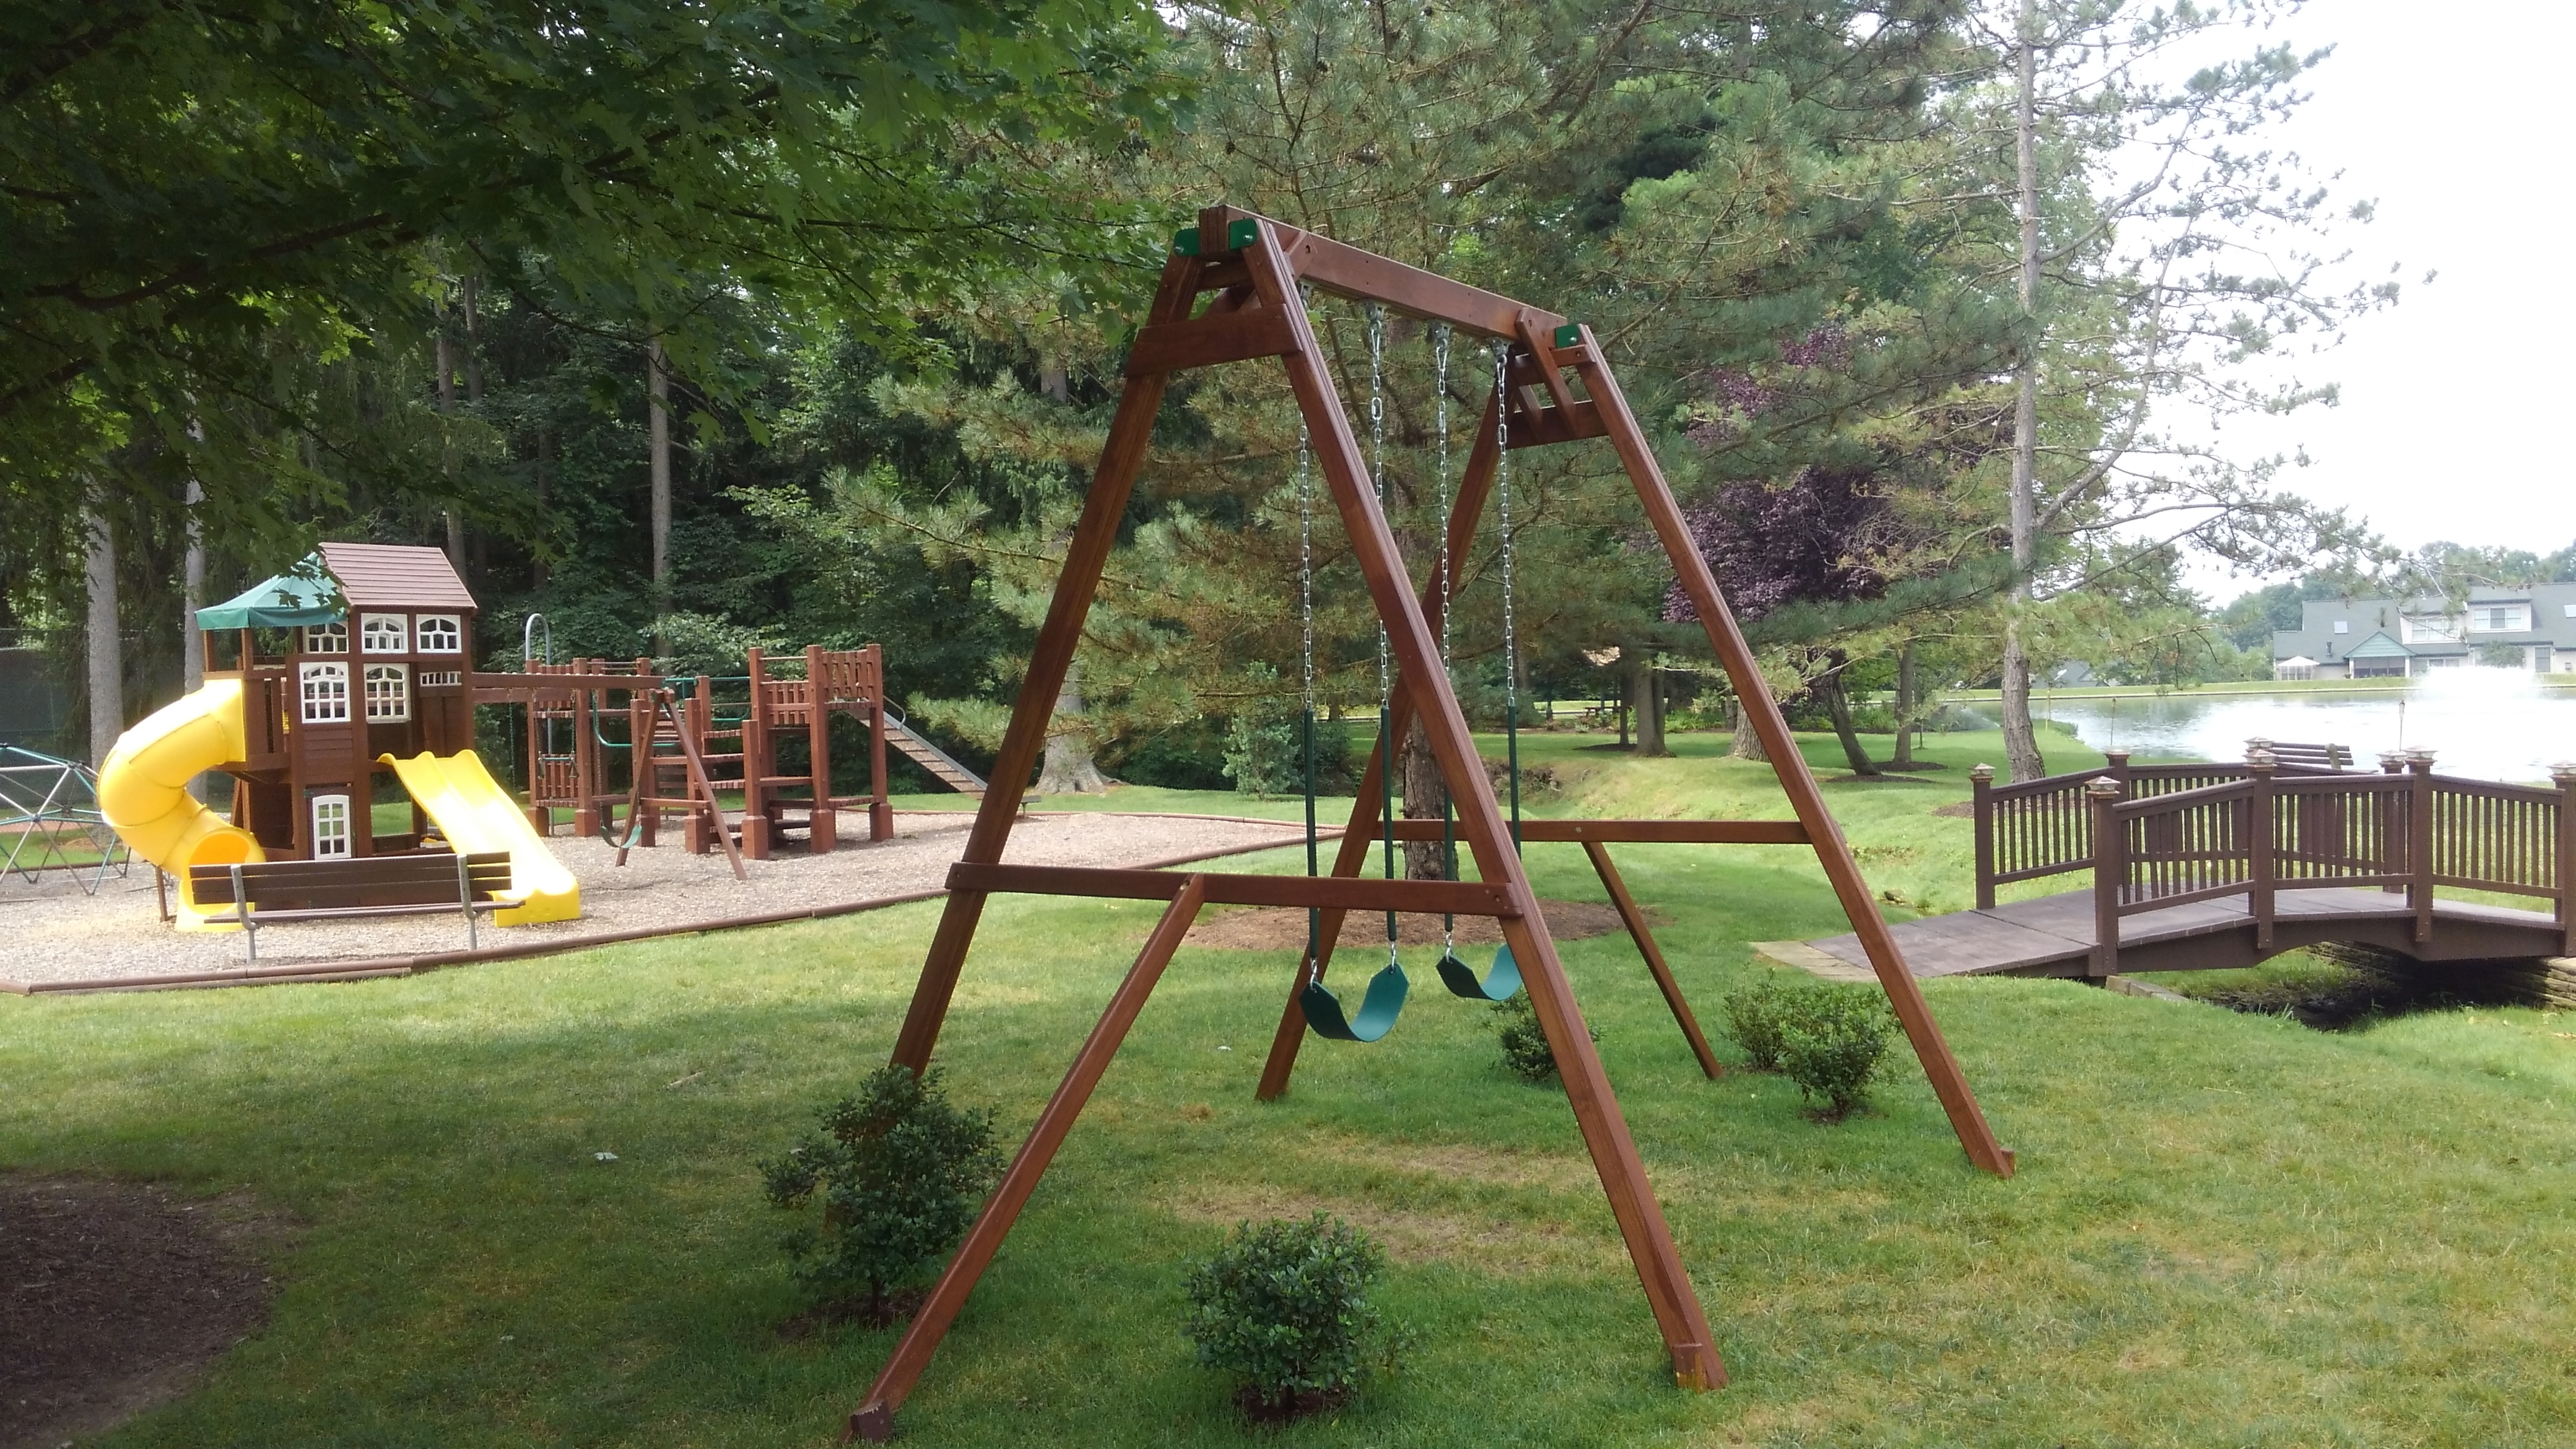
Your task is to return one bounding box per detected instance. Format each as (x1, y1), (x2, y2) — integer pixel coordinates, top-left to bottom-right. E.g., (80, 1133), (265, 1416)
(845, 206), (2012, 1440)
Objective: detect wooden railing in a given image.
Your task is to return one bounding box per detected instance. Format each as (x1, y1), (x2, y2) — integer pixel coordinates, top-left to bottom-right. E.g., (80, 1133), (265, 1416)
(1972, 744), (2349, 906)
(1973, 745), (2576, 974)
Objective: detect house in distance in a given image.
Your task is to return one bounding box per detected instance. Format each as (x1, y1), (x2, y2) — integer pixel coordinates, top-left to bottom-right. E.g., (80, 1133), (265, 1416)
(2273, 586), (2576, 680)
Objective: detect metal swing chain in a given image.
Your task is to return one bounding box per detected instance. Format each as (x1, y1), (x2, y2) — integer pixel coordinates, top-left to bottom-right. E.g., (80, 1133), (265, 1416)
(1297, 404), (1320, 959)
(1365, 303), (1399, 966)
(1496, 341), (1522, 851)
(1432, 324), (1458, 951)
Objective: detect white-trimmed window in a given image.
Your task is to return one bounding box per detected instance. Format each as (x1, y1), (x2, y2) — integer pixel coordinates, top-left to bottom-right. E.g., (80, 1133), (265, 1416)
(2400, 614), (2463, 644)
(2564, 603), (2576, 620)
(302, 621), (349, 653)
(419, 669), (463, 687)
(2471, 604), (2530, 633)
(310, 794), (352, 859)
(298, 661), (350, 723)
(360, 613), (409, 655)
(2331, 620), (2349, 635)
(416, 614), (463, 653)
(363, 663), (411, 722)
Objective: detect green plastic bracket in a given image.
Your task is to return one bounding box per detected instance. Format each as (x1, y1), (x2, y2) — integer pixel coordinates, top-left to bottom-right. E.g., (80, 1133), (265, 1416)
(1173, 219), (1259, 256)
(1552, 323), (1582, 349)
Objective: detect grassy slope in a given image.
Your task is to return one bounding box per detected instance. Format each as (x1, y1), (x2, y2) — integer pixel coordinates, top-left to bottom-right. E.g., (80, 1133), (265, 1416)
(6, 730), (2576, 1446)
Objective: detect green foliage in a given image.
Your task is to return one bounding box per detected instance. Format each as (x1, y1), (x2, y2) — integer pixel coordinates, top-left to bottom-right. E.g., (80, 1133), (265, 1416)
(759, 1065), (1001, 1316)
(1773, 986), (1897, 1120)
(1489, 988), (1599, 1083)
(1181, 1214), (1393, 1414)
(1723, 978), (1792, 1072)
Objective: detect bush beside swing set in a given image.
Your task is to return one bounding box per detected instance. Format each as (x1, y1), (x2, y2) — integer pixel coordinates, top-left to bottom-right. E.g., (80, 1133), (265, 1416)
(842, 206), (2014, 1442)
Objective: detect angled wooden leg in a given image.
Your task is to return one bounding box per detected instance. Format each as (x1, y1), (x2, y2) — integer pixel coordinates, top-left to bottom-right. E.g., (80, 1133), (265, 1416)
(851, 877), (1209, 1441)
(1240, 222), (1725, 1391)
(1569, 328), (2014, 1178)
(888, 258), (1198, 1071)
(1255, 392), (1502, 1101)
(1500, 908), (1726, 1389)
(1583, 840), (1723, 1080)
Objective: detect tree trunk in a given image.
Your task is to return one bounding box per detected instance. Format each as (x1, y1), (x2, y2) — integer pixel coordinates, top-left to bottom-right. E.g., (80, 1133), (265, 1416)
(1629, 656), (1669, 757)
(181, 476), (205, 697)
(1816, 666), (1878, 777)
(533, 429), (551, 590)
(1890, 639), (1917, 770)
(436, 323), (464, 570)
(2000, 0), (2047, 783)
(1730, 697), (1768, 762)
(1035, 664), (1106, 794)
(84, 502), (121, 766)
(648, 339), (672, 655)
(1401, 717), (1447, 879)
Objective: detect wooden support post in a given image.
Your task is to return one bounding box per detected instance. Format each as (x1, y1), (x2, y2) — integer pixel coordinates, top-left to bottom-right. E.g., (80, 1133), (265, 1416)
(2554, 762), (2575, 957)
(742, 647), (773, 860)
(2246, 749), (2276, 952)
(2408, 750), (2437, 945)
(849, 876), (1209, 1442)
(2089, 777), (2125, 978)
(2379, 750), (2408, 895)
(865, 644), (893, 842)
(1567, 323), (2014, 1178)
(1583, 840), (1723, 1079)
(1971, 764), (1997, 910)
(800, 645), (836, 852)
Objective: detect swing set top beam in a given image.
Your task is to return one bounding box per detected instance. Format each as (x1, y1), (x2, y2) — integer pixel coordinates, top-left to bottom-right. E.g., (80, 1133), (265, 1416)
(1194, 205), (1566, 342)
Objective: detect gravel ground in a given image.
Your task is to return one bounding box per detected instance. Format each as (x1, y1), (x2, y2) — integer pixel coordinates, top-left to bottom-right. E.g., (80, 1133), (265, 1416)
(0, 811), (1306, 990)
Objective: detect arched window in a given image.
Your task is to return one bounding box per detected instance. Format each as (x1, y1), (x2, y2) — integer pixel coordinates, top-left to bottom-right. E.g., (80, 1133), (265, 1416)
(298, 662), (350, 723)
(363, 663), (411, 722)
(417, 614), (463, 653)
(361, 614), (409, 654)
(302, 622), (349, 654)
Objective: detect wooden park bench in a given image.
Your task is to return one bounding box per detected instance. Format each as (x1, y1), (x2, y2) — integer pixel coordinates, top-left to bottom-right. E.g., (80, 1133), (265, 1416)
(187, 851), (513, 962)
(2258, 740), (2354, 772)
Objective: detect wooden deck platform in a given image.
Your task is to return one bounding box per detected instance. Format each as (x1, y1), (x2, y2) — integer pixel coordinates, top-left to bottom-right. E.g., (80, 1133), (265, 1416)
(1798, 887), (2569, 980)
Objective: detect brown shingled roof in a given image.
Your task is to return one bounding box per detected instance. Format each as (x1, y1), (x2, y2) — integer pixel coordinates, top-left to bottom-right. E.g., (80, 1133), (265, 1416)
(315, 542), (478, 611)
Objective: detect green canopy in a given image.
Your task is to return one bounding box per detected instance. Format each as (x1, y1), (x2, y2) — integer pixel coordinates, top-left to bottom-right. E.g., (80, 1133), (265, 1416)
(195, 558), (345, 630)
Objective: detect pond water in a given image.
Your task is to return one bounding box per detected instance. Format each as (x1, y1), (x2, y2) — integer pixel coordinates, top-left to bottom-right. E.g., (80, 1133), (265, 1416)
(2022, 669), (2576, 783)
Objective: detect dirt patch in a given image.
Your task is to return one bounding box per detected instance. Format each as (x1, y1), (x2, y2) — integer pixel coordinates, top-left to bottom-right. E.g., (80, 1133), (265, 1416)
(775, 1285), (929, 1339)
(1185, 898), (1636, 951)
(1931, 799), (1977, 819)
(0, 1175), (288, 1449)
(1235, 1383), (1353, 1424)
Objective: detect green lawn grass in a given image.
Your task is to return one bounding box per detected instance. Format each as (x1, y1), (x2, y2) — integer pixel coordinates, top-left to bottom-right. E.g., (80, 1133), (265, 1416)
(7, 729), (2576, 1445)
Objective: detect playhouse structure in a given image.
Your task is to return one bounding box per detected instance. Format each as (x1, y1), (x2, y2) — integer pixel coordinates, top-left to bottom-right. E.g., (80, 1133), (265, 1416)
(99, 543), (583, 925)
(97, 541), (948, 928)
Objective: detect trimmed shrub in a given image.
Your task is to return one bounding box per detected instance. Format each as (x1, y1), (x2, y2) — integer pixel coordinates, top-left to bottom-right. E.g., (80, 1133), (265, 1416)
(1181, 1214), (1393, 1419)
(1774, 985), (1897, 1120)
(759, 1064), (1001, 1323)
(1723, 978), (1791, 1071)
(1490, 988), (1598, 1083)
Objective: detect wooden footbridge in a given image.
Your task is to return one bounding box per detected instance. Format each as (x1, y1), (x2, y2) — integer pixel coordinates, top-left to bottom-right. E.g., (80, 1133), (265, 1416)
(1796, 746), (2576, 981)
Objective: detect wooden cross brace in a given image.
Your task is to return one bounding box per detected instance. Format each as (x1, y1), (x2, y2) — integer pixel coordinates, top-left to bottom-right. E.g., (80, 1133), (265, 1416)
(846, 205), (2011, 1442)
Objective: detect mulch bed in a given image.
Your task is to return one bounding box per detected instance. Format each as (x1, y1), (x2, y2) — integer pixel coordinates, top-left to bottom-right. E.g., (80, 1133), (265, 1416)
(1185, 899), (1637, 951)
(0, 1175), (285, 1449)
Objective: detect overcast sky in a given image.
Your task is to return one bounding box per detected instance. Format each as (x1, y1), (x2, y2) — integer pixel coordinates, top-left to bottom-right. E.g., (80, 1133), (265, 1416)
(2159, 0), (2574, 600)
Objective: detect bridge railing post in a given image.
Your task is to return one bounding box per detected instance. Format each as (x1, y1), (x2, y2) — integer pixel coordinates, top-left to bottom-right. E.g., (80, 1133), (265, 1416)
(2378, 751), (2407, 895)
(2406, 749), (2437, 945)
(2105, 749), (2132, 796)
(2246, 747), (2277, 951)
(1971, 764), (1997, 910)
(2088, 777), (2125, 978)
(2554, 762), (2575, 958)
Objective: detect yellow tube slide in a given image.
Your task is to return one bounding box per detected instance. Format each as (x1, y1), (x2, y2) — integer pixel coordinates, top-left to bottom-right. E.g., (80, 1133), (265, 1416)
(97, 677), (261, 926)
(379, 750), (582, 925)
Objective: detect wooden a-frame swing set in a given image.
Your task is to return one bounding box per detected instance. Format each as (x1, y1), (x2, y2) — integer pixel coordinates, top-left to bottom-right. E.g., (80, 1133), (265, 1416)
(846, 205), (2012, 1441)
